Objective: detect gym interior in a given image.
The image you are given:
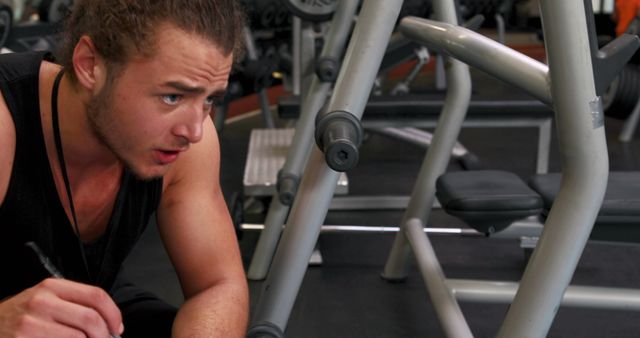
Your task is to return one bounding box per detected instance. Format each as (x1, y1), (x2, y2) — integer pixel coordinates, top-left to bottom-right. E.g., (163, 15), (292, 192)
(6, 0), (640, 337)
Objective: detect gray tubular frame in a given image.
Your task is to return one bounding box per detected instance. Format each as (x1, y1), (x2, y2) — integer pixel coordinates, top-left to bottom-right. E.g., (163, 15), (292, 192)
(499, 1), (608, 335)
(250, 0), (405, 332)
(383, 0), (609, 337)
(251, 0), (616, 336)
(380, 0), (475, 335)
(247, 0), (359, 280)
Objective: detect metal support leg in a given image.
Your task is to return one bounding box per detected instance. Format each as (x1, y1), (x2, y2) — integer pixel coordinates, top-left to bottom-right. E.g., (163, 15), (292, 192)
(536, 118), (552, 173)
(382, 15), (472, 283)
(435, 54), (446, 90)
(380, 2), (474, 336)
(247, 0), (359, 281)
(448, 279), (640, 310)
(292, 17), (301, 96)
(497, 0), (608, 336)
(249, 0), (404, 333)
(495, 13), (506, 45)
(406, 219), (473, 337)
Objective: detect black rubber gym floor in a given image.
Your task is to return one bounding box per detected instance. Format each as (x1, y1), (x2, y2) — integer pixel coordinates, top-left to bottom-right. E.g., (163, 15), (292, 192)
(120, 72), (640, 337)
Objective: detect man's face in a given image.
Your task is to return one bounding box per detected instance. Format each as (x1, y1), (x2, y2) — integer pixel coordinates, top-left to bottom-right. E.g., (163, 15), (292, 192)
(86, 23), (233, 180)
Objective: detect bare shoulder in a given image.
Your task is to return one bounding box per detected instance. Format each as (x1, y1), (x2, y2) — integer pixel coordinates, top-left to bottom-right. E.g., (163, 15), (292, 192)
(0, 88), (15, 205)
(162, 117), (220, 196)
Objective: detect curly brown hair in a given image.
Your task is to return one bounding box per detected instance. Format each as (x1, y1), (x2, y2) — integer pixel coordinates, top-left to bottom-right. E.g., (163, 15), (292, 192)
(57, 0), (246, 82)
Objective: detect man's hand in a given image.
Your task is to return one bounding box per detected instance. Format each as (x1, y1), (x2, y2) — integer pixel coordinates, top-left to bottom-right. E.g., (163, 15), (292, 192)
(0, 278), (123, 338)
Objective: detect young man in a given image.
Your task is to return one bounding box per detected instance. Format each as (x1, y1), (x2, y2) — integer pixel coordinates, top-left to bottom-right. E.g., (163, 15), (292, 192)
(0, 1), (248, 337)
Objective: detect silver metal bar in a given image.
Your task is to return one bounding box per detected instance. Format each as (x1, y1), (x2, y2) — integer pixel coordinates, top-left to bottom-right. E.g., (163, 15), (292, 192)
(619, 95), (640, 142)
(246, 197), (289, 280)
(251, 1), (404, 332)
(405, 219), (473, 338)
(243, 215), (543, 239)
(257, 90), (275, 128)
(299, 21), (316, 99)
(292, 17), (301, 96)
(247, 1), (360, 281)
(497, 0), (609, 336)
(241, 223), (480, 236)
(329, 195), (413, 210)
(251, 150), (342, 329)
(448, 279), (640, 311)
(383, 2), (472, 281)
(383, 1), (474, 336)
(536, 118), (552, 173)
(325, 2), (402, 116)
(399, 17), (552, 105)
(495, 14), (505, 45)
(435, 54), (446, 90)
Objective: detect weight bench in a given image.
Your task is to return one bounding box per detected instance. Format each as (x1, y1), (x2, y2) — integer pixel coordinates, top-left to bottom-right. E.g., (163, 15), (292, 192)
(436, 170), (640, 242)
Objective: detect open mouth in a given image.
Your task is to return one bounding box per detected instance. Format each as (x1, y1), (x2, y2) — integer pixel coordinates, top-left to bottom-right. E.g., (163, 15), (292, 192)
(155, 149), (181, 164)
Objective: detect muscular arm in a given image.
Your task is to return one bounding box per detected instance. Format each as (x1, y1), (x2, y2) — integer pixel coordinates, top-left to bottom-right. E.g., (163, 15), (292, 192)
(157, 117), (248, 338)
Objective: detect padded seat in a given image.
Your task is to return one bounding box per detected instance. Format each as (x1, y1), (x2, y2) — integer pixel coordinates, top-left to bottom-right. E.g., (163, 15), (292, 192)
(436, 170), (544, 234)
(529, 172), (640, 242)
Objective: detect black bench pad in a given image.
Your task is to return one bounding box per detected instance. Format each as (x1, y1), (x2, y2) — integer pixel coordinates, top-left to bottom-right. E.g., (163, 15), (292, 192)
(529, 172), (640, 219)
(529, 172), (640, 242)
(436, 170), (543, 234)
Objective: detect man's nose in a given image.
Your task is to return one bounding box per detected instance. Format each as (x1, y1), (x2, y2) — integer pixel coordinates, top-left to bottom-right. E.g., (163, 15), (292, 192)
(172, 105), (205, 144)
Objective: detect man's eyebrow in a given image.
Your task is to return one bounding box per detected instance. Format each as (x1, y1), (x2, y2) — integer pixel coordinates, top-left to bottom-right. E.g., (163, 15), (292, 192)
(164, 81), (206, 94)
(163, 82), (227, 99)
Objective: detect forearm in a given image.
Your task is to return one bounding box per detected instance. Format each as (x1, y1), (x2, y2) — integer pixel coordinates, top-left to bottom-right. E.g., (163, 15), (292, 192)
(172, 280), (249, 338)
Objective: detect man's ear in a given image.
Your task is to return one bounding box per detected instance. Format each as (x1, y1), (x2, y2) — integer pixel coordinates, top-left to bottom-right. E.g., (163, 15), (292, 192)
(72, 35), (106, 93)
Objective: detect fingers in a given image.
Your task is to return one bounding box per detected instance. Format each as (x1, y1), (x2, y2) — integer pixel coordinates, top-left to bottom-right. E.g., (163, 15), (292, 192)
(30, 290), (111, 338)
(35, 278), (124, 336)
(13, 313), (86, 338)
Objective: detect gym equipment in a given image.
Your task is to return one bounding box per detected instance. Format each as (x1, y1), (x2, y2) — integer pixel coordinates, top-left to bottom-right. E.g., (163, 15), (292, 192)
(246, 0), (358, 281)
(2, 0), (69, 53)
(248, 0), (640, 336)
(278, 93), (553, 173)
(38, 0), (72, 23)
(602, 63), (640, 142)
(282, 0), (337, 23)
(246, 0), (553, 282)
(602, 63), (640, 120)
(381, 1), (639, 337)
(242, 26), (276, 129)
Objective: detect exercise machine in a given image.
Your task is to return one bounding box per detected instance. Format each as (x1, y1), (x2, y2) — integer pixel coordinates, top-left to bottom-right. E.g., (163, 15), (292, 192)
(248, 0), (640, 336)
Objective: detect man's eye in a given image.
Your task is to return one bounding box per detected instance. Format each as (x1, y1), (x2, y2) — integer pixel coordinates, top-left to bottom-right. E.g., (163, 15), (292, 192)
(162, 94), (182, 105)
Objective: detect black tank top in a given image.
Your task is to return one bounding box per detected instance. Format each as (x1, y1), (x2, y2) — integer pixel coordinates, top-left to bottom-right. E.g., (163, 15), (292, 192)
(0, 52), (162, 298)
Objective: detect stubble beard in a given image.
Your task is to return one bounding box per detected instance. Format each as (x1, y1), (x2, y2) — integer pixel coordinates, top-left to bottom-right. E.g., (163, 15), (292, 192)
(85, 82), (161, 182)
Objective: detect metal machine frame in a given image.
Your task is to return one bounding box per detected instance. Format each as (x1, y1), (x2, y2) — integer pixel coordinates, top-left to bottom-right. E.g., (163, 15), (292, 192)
(248, 0), (640, 337)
